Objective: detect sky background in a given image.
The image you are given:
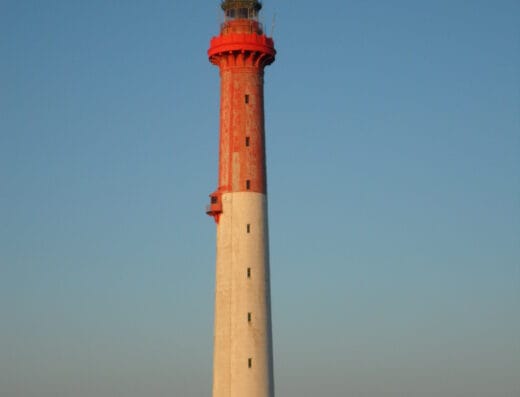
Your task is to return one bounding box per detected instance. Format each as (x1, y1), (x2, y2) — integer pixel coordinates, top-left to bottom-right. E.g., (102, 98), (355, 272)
(1, 0), (519, 396)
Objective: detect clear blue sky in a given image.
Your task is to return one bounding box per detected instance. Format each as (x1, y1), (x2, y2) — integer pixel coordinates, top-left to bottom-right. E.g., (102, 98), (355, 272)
(1, 1), (519, 396)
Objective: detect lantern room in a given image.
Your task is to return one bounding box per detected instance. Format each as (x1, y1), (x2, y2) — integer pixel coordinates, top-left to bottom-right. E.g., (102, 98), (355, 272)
(221, 0), (262, 20)
(220, 0), (264, 34)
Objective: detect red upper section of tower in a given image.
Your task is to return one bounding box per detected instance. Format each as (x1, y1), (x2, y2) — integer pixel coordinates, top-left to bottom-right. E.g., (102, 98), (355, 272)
(206, 1), (276, 222)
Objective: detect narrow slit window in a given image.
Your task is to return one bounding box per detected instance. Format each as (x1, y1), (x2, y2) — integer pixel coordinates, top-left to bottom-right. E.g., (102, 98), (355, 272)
(247, 224), (250, 233)
(245, 94), (249, 104)
(248, 358), (252, 368)
(246, 180), (251, 190)
(245, 136), (250, 147)
(247, 312), (251, 322)
(247, 267), (251, 278)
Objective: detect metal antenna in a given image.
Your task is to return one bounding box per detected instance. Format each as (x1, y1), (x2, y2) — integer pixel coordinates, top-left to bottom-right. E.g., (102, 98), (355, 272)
(270, 11), (276, 37)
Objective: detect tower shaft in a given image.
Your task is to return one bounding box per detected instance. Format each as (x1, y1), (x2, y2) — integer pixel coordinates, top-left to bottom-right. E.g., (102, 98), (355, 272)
(207, 2), (276, 396)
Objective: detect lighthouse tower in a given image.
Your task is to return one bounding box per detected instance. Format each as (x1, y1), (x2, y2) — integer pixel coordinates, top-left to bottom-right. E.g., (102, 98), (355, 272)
(206, 1), (276, 396)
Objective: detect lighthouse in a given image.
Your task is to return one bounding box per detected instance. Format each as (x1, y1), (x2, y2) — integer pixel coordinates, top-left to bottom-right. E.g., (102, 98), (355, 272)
(206, 1), (276, 396)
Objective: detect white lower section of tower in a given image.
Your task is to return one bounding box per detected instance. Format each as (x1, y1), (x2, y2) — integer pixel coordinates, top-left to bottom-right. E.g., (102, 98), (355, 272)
(212, 192), (274, 397)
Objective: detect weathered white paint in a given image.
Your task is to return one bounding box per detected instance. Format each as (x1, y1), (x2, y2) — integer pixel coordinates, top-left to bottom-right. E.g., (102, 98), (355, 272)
(212, 191), (274, 397)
